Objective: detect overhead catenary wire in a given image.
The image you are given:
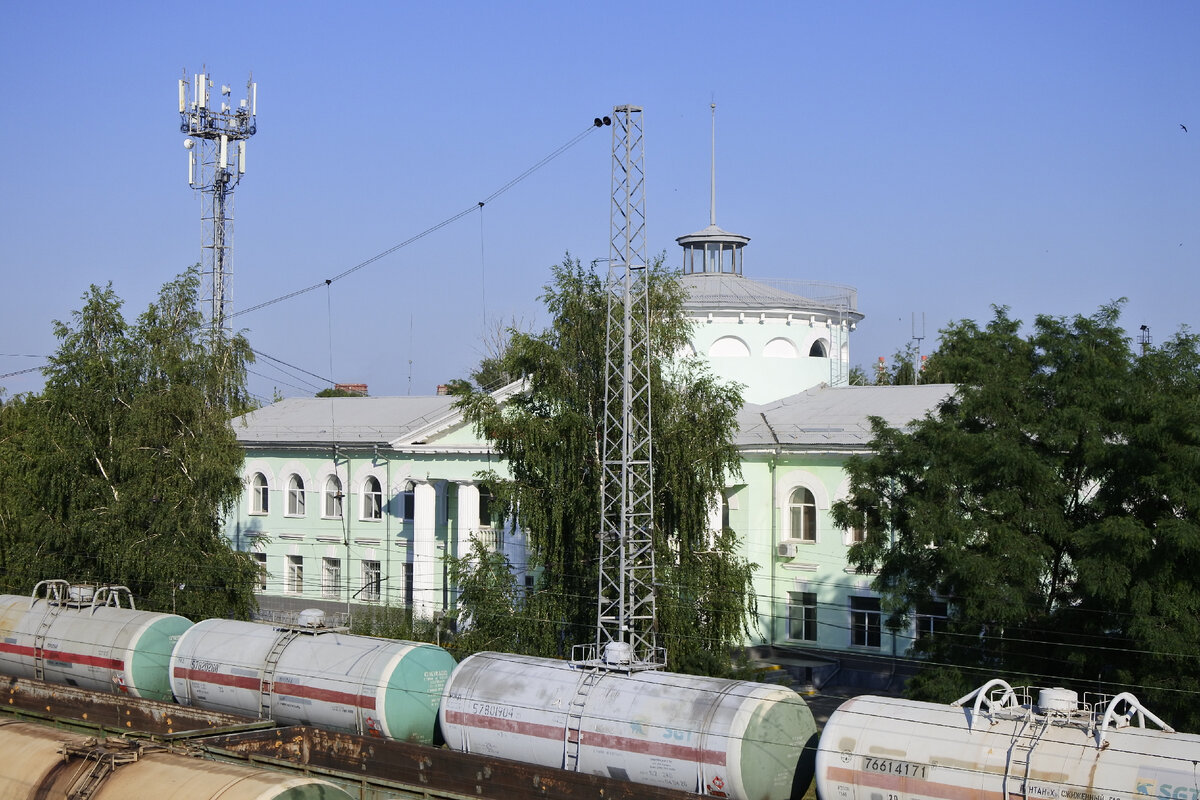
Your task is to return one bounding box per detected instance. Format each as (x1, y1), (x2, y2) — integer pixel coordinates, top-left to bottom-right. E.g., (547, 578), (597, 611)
(231, 121), (602, 323)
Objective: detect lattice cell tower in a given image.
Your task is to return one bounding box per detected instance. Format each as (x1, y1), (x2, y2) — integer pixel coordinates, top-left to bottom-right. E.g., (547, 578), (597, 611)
(593, 105), (665, 670)
(178, 69), (257, 334)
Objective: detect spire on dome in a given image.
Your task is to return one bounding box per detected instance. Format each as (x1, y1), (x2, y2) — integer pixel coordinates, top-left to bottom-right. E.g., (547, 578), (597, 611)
(677, 102), (750, 276)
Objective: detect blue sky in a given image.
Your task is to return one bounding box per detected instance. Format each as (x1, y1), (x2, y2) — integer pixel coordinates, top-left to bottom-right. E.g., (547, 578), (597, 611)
(2, 2), (1197, 402)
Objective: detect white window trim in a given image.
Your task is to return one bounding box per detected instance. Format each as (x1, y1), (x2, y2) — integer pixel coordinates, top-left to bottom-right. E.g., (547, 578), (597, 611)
(285, 474), (306, 518)
(361, 476), (384, 522)
(322, 474), (344, 520)
(248, 471), (271, 516)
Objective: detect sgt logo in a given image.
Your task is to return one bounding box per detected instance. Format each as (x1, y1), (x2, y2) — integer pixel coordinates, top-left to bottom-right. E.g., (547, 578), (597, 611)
(1137, 775), (1200, 800)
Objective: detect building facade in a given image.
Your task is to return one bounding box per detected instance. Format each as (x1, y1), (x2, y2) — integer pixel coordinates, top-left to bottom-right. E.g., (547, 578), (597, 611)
(226, 216), (949, 669)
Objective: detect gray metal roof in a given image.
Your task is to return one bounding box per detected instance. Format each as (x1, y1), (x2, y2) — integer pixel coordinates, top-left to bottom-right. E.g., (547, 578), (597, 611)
(233, 396), (458, 446)
(681, 273), (863, 320)
(735, 383), (955, 450)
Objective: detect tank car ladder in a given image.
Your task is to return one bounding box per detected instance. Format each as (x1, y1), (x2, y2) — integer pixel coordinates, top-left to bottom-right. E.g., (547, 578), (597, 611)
(259, 628), (301, 719)
(30, 580), (70, 682)
(564, 667), (604, 772)
(1003, 715), (1049, 800)
(61, 740), (142, 800)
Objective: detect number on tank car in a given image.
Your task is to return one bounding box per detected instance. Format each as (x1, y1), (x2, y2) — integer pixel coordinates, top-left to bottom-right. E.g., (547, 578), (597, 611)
(861, 757), (927, 780)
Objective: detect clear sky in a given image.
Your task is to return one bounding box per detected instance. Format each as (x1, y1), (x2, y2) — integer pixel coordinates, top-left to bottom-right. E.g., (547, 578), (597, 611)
(2, 2), (1197, 403)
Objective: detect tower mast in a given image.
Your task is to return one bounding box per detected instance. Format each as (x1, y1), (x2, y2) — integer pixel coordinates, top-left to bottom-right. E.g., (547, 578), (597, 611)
(178, 69), (257, 335)
(593, 105), (664, 670)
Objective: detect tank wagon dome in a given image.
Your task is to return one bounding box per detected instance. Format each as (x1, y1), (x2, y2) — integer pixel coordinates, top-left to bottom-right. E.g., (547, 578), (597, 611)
(816, 679), (1200, 800)
(0, 581), (191, 702)
(440, 651), (819, 800)
(171, 618), (455, 743)
(0, 720), (355, 800)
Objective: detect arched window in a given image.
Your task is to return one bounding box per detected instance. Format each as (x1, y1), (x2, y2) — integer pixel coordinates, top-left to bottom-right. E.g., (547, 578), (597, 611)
(709, 336), (751, 358)
(287, 475), (305, 516)
(808, 340), (828, 357)
(251, 473), (269, 514)
(788, 487), (817, 542)
(363, 476), (383, 520)
(324, 475), (343, 518)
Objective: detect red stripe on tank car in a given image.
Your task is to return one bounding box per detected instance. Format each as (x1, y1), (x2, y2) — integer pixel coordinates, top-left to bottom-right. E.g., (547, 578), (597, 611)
(444, 710), (727, 766)
(824, 765), (999, 800)
(0, 641), (124, 671)
(273, 681), (377, 710)
(174, 667), (377, 710)
(173, 666), (260, 691)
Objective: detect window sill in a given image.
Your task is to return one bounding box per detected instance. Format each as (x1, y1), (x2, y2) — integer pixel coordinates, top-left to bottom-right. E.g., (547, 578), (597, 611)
(248, 511), (268, 517)
(781, 562), (819, 572)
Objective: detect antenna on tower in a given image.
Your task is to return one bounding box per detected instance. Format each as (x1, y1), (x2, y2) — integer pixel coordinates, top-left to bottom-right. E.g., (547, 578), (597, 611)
(178, 68), (257, 335)
(580, 105), (664, 672)
(912, 312), (926, 385)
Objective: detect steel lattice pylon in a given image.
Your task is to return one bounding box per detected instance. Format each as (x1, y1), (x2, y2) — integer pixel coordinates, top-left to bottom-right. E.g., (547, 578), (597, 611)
(178, 70), (257, 335)
(594, 105), (664, 670)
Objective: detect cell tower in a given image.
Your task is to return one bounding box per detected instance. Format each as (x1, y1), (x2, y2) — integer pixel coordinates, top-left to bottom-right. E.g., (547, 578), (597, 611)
(178, 69), (257, 334)
(591, 105), (665, 670)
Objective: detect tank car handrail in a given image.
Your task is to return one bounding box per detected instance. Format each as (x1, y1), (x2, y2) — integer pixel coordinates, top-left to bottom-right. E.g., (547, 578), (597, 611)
(953, 678), (1020, 726)
(1096, 692), (1175, 747)
(30, 579), (73, 608)
(91, 585), (136, 611)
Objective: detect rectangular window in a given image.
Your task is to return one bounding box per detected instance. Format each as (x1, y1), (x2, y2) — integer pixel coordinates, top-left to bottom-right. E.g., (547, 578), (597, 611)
(788, 592), (818, 641)
(322, 557), (341, 599)
(850, 596), (881, 648)
(361, 560), (381, 603)
(915, 600), (948, 642)
(402, 488), (415, 521)
(286, 555), (303, 594)
(252, 552), (268, 592)
(404, 563), (414, 606)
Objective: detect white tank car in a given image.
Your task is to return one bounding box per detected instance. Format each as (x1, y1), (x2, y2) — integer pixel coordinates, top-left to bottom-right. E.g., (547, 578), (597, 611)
(815, 678), (1200, 800)
(170, 616), (456, 743)
(0, 719), (355, 800)
(0, 580), (191, 702)
(439, 650), (819, 800)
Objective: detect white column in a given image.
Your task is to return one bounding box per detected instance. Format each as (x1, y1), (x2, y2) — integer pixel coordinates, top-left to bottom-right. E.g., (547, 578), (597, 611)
(412, 480), (437, 618)
(456, 482), (480, 560)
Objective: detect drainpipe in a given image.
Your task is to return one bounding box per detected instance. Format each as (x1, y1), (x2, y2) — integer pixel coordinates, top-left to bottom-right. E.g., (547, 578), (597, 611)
(385, 454), (391, 609)
(761, 413), (781, 649)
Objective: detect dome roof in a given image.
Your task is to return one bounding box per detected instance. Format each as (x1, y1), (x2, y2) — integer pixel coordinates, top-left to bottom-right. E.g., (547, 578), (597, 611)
(681, 272), (862, 320)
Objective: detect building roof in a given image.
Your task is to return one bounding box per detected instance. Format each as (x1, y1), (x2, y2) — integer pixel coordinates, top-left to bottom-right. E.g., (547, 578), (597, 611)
(735, 383), (955, 450)
(676, 223), (750, 246)
(232, 395), (458, 446)
(681, 273), (863, 320)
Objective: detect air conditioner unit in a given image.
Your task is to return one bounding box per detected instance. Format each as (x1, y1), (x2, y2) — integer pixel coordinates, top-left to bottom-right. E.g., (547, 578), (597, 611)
(776, 542), (798, 559)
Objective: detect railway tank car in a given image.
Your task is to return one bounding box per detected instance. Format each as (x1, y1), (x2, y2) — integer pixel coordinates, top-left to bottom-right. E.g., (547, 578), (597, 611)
(170, 614), (456, 743)
(0, 719), (354, 800)
(815, 678), (1200, 800)
(439, 648), (819, 800)
(0, 580), (190, 702)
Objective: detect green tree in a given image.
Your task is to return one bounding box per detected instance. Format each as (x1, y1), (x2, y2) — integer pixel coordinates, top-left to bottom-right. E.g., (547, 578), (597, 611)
(452, 256), (755, 673)
(832, 304), (1200, 730)
(0, 268), (260, 619)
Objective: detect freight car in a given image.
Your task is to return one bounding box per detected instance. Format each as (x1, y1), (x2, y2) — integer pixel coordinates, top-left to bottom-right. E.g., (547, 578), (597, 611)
(0, 580), (189, 702)
(0, 718), (354, 799)
(440, 647), (819, 800)
(815, 678), (1200, 800)
(170, 615), (455, 743)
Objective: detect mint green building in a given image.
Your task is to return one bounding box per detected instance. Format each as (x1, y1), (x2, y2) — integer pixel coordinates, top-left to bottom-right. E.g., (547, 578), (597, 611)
(227, 214), (950, 673)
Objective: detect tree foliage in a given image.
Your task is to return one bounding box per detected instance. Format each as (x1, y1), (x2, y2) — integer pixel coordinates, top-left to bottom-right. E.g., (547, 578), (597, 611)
(0, 269), (260, 619)
(832, 303), (1200, 730)
(452, 256), (755, 673)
